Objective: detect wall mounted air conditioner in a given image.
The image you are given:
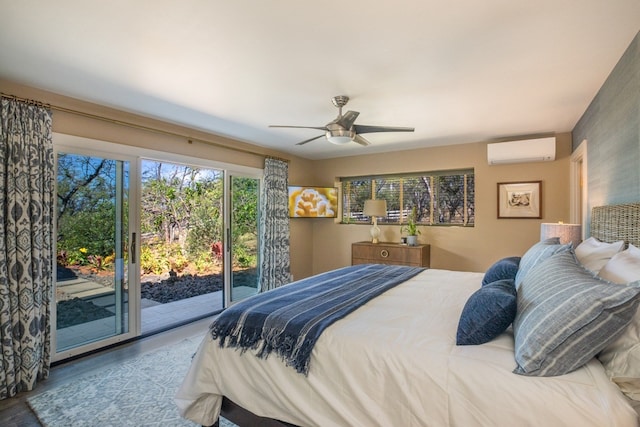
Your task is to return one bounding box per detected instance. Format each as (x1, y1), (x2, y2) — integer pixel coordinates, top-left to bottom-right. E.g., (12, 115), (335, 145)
(487, 137), (556, 165)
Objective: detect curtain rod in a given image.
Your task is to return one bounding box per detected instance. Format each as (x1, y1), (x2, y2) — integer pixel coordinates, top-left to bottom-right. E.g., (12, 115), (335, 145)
(1, 92), (290, 163)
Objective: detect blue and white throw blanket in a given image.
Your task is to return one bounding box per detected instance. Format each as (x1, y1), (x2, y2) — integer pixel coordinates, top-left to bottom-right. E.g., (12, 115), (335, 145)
(210, 263), (425, 375)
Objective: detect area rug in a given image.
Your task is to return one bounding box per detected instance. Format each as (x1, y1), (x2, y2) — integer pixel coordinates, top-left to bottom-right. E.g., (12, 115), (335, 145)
(28, 336), (236, 427)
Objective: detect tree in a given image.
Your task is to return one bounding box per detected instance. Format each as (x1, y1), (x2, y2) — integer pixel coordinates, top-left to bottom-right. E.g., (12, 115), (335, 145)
(56, 154), (121, 260)
(141, 161), (226, 270)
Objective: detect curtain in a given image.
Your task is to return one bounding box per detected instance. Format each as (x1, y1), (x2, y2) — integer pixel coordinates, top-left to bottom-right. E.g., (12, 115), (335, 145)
(0, 97), (54, 399)
(258, 158), (292, 292)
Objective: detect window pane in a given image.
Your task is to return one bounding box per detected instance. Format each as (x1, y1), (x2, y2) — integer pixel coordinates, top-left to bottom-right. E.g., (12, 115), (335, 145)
(341, 179), (371, 223)
(402, 176), (432, 224)
(341, 169), (474, 226)
(436, 175), (466, 224)
(373, 177), (401, 224)
(466, 174), (475, 224)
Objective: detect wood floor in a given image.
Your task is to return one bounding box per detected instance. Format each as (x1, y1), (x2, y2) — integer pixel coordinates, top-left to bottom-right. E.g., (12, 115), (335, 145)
(0, 316), (214, 427)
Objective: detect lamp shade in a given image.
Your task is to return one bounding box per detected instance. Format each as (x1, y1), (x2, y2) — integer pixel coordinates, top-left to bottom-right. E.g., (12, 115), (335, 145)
(363, 199), (387, 217)
(540, 223), (582, 249)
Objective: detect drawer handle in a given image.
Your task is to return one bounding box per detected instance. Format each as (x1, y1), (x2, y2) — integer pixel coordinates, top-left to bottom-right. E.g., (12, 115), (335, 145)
(380, 249), (389, 258)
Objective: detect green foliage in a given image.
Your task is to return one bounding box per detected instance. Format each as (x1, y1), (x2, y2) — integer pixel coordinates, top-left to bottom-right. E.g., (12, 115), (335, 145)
(193, 251), (216, 274)
(232, 177), (259, 240)
(167, 243), (189, 273)
(57, 203), (118, 258)
(57, 154), (124, 260)
(58, 247), (89, 266)
(57, 155), (259, 279)
(231, 231), (258, 269)
(233, 244), (257, 268)
(186, 194), (223, 258)
(87, 253), (114, 271)
(401, 206), (421, 236)
(140, 245), (169, 275)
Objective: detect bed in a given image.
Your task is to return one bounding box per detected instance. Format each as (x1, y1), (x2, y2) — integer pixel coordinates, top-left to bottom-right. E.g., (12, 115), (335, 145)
(175, 203), (640, 427)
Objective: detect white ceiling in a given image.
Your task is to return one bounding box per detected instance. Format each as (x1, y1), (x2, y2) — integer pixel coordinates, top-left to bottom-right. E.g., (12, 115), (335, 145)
(1, 1), (639, 160)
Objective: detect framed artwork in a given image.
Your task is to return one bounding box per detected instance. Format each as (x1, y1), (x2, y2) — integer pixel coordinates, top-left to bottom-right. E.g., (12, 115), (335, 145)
(497, 181), (542, 219)
(288, 186), (338, 218)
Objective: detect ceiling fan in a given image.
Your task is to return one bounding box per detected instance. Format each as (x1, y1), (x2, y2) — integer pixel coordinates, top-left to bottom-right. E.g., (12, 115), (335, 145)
(269, 95), (415, 146)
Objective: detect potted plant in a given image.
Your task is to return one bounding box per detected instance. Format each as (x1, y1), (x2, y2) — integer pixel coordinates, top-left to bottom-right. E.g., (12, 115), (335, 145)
(401, 207), (421, 246)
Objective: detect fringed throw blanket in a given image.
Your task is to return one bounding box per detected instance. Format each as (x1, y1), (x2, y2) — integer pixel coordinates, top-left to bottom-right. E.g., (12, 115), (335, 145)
(210, 264), (425, 374)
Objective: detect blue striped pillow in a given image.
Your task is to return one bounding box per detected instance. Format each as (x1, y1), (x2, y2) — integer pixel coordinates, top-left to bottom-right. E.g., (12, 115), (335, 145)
(514, 238), (571, 289)
(513, 250), (640, 376)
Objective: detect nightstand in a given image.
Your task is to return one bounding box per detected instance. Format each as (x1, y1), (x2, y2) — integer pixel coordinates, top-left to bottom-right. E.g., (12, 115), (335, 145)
(351, 241), (430, 268)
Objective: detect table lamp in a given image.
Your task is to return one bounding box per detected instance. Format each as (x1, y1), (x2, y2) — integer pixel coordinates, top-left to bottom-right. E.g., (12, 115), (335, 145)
(540, 222), (582, 249)
(363, 199), (387, 244)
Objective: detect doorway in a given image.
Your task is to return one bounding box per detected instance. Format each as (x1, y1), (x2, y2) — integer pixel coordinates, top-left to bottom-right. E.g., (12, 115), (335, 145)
(570, 140), (588, 237)
(53, 134), (262, 360)
(138, 161), (261, 333)
(227, 174), (261, 305)
(54, 151), (136, 357)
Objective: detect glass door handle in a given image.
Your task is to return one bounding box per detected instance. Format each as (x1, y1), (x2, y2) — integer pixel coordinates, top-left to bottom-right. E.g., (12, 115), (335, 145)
(131, 232), (137, 264)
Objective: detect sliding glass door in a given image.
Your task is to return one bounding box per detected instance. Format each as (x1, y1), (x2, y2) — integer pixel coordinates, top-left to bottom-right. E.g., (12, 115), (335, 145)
(53, 133), (263, 359)
(54, 151), (136, 356)
(227, 174), (261, 305)
(139, 159), (226, 333)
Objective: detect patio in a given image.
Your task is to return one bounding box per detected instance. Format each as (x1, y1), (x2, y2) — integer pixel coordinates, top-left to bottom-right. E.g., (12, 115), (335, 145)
(56, 278), (255, 352)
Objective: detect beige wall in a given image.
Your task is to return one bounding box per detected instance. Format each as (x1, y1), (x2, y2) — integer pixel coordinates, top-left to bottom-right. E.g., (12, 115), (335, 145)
(0, 79), (304, 170)
(305, 134), (572, 275)
(1, 79), (571, 281)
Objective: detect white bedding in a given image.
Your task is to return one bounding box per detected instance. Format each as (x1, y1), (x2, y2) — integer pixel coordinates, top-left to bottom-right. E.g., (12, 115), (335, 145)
(175, 268), (639, 426)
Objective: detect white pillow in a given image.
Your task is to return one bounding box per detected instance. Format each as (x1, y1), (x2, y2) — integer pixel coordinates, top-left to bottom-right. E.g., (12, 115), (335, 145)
(598, 303), (640, 400)
(597, 244), (640, 401)
(599, 244), (640, 284)
(574, 236), (624, 273)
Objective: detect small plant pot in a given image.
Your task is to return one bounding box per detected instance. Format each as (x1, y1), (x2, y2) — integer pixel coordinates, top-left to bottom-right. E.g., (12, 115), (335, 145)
(406, 235), (418, 246)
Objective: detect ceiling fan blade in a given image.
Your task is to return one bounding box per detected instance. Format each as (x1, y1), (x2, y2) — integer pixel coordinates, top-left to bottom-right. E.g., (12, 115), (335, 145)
(296, 134), (325, 146)
(353, 134), (371, 146)
(269, 125), (328, 131)
(353, 124), (415, 134)
(336, 110), (360, 129)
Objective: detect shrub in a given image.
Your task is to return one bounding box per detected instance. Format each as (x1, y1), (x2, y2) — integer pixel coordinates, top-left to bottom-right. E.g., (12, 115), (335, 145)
(140, 245), (169, 275)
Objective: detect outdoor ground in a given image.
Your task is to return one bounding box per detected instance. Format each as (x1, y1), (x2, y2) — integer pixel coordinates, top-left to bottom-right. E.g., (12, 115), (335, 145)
(56, 265), (257, 328)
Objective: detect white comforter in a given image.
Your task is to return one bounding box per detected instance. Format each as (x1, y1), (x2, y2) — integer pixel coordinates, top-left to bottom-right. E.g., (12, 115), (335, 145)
(175, 268), (639, 426)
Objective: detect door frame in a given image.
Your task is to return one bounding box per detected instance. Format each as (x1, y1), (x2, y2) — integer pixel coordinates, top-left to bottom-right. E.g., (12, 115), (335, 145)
(570, 139), (588, 239)
(224, 172), (263, 308)
(53, 136), (140, 361)
(52, 133), (262, 360)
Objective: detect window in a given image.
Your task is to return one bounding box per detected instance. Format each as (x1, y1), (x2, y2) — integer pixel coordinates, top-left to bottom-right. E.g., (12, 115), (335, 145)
(341, 169), (474, 226)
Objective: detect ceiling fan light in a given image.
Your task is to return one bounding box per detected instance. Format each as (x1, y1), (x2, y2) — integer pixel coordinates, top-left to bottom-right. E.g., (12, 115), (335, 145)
(327, 135), (353, 145)
(326, 129), (354, 145)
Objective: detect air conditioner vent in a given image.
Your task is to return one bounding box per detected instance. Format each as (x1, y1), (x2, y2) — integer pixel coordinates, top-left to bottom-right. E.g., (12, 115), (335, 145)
(487, 137), (556, 165)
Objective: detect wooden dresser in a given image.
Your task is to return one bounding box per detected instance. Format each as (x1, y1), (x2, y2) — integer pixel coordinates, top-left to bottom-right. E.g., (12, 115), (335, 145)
(351, 241), (430, 268)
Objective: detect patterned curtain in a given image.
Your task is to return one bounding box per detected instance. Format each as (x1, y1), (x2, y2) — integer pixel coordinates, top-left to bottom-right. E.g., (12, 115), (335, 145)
(0, 97), (54, 399)
(258, 158), (292, 292)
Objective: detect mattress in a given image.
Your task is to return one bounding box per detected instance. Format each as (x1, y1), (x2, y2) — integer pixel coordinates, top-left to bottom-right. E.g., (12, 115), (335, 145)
(175, 268), (639, 426)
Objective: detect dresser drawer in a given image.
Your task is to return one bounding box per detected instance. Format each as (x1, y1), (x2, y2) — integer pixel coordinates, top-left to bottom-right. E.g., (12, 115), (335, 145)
(352, 242), (430, 267)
